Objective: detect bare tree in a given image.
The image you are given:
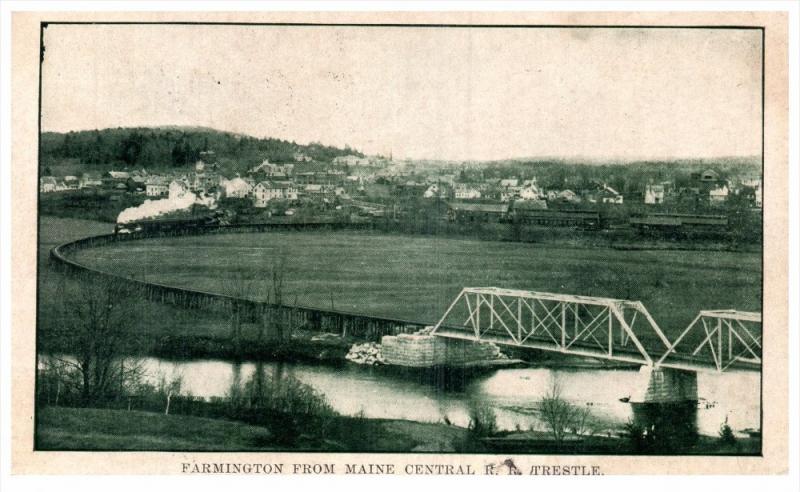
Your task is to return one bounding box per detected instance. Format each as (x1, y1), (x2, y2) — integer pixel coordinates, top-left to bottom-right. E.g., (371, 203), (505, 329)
(270, 253), (287, 306)
(157, 372), (183, 415)
(223, 272), (259, 345)
(258, 249), (289, 341)
(221, 250), (290, 344)
(45, 275), (147, 406)
(570, 405), (592, 437)
(538, 377), (579, 445)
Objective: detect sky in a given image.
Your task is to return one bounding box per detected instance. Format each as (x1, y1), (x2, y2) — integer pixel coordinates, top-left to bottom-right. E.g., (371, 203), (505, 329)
(41, 24), (762, 161)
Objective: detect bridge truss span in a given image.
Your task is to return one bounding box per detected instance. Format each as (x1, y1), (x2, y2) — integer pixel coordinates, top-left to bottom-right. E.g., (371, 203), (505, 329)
(431, 287), (673, 366)
(656, 310), (762, 372)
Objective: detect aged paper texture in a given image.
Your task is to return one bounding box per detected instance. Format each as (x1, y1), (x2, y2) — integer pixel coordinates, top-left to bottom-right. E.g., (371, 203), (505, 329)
(10, 10), (789, 475)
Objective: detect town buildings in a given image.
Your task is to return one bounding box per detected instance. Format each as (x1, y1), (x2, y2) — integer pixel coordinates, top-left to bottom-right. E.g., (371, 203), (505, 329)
(221, 177), (254, 199)
(39, 176), (58, 193)
(169, 179), (190, 199)
(644, 184), (665, 205)
(145, 176), (169, 197)
(253, 181), (299, 207)
(80, 173), (103, 188)
(454, 184), (481, 200)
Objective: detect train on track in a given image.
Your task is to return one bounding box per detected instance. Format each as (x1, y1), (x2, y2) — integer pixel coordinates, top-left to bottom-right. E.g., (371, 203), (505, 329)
(114, 212), (223, 235)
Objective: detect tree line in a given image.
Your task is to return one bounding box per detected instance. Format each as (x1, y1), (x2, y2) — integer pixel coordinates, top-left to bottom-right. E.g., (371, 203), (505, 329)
(452, 157), (760, 195)
(40, 127), (364, 171)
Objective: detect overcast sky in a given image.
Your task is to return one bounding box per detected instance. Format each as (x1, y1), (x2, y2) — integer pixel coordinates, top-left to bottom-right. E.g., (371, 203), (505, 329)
(41, 24), (762, 161)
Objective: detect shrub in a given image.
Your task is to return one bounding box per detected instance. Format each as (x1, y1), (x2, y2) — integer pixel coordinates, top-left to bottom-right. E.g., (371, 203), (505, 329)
(538, 378), (593, 444)
(719, 421), (737, 446)
(623, 419), (654, 453)
(226, 367), (337, 445)
(467, 402), (498, 438)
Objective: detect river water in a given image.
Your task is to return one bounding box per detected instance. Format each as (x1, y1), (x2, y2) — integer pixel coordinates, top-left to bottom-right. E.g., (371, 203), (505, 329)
(136, 357), (760, 437)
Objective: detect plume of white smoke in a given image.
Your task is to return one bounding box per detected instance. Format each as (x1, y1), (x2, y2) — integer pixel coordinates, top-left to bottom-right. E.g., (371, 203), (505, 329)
(117, 190), (218, 223)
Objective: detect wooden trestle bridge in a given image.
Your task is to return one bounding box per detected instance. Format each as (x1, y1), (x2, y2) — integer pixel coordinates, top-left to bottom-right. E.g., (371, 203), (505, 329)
(431, 287), (761, 373)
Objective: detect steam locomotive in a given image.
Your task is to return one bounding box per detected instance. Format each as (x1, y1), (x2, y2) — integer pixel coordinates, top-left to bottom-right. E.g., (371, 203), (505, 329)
(114, 212), (223, 235)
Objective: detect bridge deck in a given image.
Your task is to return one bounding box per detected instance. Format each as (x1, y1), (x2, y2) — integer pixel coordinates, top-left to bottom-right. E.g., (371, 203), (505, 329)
(433, 326), (759, 372)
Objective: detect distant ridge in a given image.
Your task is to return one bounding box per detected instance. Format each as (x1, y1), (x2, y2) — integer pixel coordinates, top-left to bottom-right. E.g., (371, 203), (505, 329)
(40, 126), (365, 174)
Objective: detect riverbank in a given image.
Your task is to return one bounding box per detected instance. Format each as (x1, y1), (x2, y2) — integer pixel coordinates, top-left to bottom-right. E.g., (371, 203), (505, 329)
(106, 332), (621, 372)
(37, 405), (758, 455)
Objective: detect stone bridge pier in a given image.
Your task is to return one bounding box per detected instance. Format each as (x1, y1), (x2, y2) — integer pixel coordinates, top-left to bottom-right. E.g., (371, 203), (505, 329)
(628, 366), (700, 447)
(380, 333), (502, 367)
(630, 366), (698, 404)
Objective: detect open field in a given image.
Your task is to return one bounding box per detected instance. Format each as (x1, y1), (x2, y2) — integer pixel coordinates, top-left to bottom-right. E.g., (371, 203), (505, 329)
(38, 216), (113, 263)
(68, 228), (762, 343)
(36, 407), (276, 451)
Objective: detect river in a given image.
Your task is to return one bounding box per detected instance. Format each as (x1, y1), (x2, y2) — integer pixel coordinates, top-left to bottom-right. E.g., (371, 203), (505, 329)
(136, 357), (760, 437)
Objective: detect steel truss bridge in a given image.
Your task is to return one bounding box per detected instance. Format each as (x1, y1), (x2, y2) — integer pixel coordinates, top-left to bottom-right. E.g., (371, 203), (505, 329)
(431, 287), (761, 373)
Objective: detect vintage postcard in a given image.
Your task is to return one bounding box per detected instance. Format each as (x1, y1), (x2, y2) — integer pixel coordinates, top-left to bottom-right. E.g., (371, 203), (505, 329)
(8, 9), (791, 476)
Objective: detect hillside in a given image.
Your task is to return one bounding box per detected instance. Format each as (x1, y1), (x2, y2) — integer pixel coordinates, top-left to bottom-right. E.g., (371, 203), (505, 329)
(39, 126), (364, 176)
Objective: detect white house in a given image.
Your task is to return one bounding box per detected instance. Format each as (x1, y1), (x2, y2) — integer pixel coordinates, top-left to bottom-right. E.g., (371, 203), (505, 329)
(644, 184), (665, 205)
(423, 184), (441, 198)
(253, 182), (281, 207)
(304, 184), (325, 195)
(222, 177), (254, 199)
(253, 181), (298, 207)
(108, 171), (130, 180)
(599, 184), (623, 204)
(739, 177), (762, 208)
(145, 176), (169, 197)
(709, 185), (729, 203)
(279, 182), (299, 200)
(63, 176), (79, 190)
(80, 173), (103, 188)
(39, 176), (57, 193)
(332, 155), (369, 166)
(454, 185), (481, 200)
(187, 171), (220, 193)
(169, 179), (190, 199)
(556, 189), (580, 203)
(500, 189), (518, 203)
(740, 177), (762, 189)
(519, 184), (542, 201)
(249, 160), (294, 178)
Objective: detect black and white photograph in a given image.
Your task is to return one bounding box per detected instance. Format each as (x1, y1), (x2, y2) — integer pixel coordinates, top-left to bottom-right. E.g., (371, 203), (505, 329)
(3, 7), (795, 481)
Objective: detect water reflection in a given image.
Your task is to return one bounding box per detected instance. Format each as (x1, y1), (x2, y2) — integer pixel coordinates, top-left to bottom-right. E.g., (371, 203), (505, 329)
(137, 357), (760, 436)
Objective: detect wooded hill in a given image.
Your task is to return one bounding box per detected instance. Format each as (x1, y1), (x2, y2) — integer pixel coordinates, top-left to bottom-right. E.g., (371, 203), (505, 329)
(40, 126), (364, 175)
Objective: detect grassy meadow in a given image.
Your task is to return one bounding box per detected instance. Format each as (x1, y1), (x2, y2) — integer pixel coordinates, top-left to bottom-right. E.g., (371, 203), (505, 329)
(36, 406), (471, 452)
(68, 228), (762, 344)
(36, 407), (276, 451)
